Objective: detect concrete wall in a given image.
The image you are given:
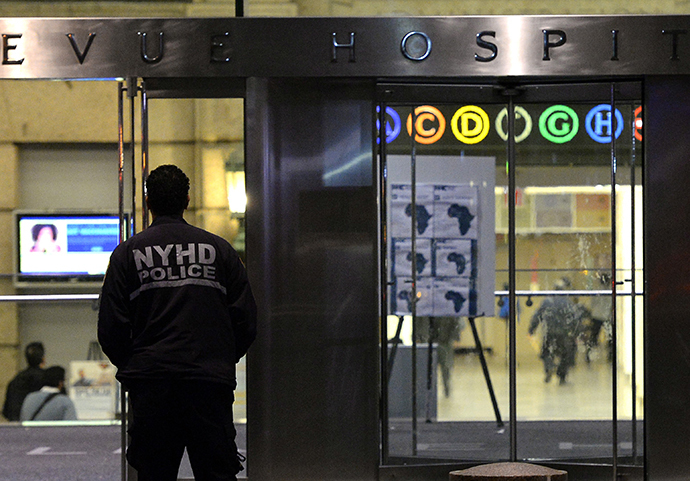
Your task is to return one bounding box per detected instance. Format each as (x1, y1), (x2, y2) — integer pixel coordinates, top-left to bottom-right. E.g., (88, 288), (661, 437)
(0, 0), (686, 17)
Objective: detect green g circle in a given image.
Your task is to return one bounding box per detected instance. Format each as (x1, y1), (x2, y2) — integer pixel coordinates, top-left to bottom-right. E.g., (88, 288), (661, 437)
(539, 105), (579, 144)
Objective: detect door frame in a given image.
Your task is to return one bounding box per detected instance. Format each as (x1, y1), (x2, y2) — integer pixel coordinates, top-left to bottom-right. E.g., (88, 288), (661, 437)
(375, 79), (644, 479)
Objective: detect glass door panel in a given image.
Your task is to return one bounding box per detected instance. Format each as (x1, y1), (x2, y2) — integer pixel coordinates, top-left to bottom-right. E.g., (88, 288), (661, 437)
(378, 82), (643, 471)
(380, 86), (511, 464)
(513, 85), (642, 465)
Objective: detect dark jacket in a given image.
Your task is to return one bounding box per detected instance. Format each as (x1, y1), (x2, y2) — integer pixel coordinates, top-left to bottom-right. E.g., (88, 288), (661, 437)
(97, 215), (257, 388)
(528, 296), (584, 338)
(2, 366), (44, 421)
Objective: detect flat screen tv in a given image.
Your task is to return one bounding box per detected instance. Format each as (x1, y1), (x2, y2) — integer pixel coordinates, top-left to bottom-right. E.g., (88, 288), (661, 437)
(15, 212), (126, 286)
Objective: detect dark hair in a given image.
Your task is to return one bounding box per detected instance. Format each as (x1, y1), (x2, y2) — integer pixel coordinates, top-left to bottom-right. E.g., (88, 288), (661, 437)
(146, 164), (190, 216)
(31, 224), (58, 242)
(25, 342), (45, 368)
(42, 366), (65, 388)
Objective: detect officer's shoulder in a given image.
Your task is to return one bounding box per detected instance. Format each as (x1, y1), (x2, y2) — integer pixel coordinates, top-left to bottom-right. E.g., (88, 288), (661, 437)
(186, 224), (235, 249)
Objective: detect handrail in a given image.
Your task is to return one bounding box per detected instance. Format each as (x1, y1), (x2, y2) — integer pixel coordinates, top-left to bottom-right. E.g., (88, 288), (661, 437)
(0, 289), (643, 303)
(0, 294), (99, 302)
(495, 289), (642, 297)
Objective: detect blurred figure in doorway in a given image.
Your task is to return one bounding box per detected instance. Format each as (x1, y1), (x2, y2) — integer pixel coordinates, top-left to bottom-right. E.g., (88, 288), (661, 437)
(415, 316), (465, 397)
(528, 278), (586, 385)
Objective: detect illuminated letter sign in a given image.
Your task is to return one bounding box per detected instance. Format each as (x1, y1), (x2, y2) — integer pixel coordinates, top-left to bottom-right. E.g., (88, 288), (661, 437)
(496, 106), (532, 143)
(585, 104), (624, 143)
(451, 106), (490, 144)
(401, 31), (432, 61)
(634, 106), (643, 141)
(539, 105), (579, 144)
(376, 106), (402, 144)
(406, 105), (445, 144)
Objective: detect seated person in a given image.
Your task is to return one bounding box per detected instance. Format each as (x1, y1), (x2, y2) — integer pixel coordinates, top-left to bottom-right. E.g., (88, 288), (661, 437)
(2, 341), (46, 421)
(20, 366), (77, 421)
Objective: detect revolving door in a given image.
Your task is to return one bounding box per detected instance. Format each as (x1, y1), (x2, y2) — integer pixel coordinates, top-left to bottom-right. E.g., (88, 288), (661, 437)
(377, 81), (644, 477)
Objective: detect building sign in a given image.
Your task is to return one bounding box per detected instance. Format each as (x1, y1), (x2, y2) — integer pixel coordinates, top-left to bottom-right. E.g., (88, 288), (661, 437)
(1, 16), (690, 79)
(379, 103), (641, 149)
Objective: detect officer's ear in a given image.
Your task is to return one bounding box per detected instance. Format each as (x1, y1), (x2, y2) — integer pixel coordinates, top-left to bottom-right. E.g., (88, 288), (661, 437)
(145, 196), (158, 219)
(184, 195), (190, 210)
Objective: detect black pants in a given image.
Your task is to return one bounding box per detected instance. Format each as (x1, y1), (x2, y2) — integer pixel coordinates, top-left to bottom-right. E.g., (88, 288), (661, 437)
(126, 379), (242, 481)
(541, 334), (576, 380)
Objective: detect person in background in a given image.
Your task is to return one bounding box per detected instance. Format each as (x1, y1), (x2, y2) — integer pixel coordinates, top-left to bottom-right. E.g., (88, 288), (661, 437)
(528, 278), (586, 385)
(2, 342), (46, 421)
(19, 365), (77, 421)
(98, 164), (257, 481)
(29, 224), (61, 252)
(415, 316), (465, 398)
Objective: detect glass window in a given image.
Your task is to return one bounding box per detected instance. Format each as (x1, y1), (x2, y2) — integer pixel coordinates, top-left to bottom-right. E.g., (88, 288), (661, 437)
(379, 82), (644, 468)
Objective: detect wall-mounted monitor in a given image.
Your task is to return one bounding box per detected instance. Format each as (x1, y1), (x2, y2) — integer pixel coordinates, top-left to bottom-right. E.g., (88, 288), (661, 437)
(14, 212), (126, 287)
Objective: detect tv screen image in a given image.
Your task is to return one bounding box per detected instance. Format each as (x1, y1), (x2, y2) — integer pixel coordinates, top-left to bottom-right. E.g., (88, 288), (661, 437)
(16, 213), (123, 280)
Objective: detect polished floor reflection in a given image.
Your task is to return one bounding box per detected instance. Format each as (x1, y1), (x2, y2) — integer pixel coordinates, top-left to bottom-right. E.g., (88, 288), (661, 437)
(437, 345), (639, 422)
(0, 423), (244, 481)
(389, 342), (643, 464)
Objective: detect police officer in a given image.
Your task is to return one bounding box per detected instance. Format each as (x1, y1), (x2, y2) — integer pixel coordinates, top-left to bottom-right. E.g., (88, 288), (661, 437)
(98, 164), (257, 481)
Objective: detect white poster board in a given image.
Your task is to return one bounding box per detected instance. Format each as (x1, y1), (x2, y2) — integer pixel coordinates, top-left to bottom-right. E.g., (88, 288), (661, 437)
(388, 155), (496, 318)
(69, 360), (117, 420)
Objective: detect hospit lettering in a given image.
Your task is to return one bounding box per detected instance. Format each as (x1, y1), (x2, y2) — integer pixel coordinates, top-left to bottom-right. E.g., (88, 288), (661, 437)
(0, 23), (688, 69)
(133, 243), (217, 283)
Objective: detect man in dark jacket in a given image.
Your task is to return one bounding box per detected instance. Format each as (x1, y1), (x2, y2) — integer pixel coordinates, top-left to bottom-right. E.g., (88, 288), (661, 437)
(98, 164), (257, 481)
(2, 342), (45, 421)
(528, 278), (586, 385)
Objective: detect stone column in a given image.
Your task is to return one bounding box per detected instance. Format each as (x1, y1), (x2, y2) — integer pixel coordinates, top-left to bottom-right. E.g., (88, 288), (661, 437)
(0, 144), (19, 422)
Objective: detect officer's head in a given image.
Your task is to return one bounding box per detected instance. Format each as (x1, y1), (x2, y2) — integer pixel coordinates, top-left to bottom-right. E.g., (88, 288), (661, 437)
(145, 165), (190, 216)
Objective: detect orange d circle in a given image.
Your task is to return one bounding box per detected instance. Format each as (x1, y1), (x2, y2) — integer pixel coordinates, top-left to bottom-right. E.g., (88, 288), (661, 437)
(406, 106), (446, 144)
(451, 105), (490, 144)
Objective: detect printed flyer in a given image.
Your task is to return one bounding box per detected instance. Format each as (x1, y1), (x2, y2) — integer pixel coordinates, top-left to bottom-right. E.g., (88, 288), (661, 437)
(390, 182), (479, 317)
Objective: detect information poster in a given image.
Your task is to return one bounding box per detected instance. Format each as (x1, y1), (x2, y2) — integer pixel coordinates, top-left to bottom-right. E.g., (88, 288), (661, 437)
(69, 360), (117, 420)
(388, 156), (496, 318)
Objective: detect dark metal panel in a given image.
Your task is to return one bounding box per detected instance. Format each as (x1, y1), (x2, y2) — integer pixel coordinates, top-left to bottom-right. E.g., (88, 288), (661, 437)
(245, 78), (379, 481)
(143, 77), (246, 98)
(645, 76), (690, 481)
(5, 16), (690, 79)
(376, 81), (643, 104)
